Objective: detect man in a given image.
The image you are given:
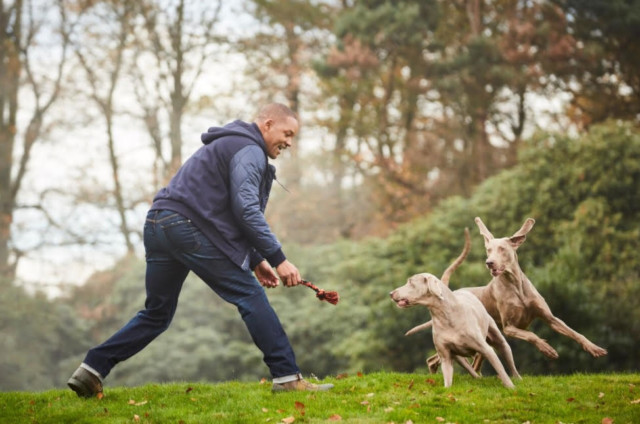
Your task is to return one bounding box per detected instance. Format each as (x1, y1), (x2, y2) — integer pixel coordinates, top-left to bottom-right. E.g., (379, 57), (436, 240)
(67, 103), (333, 396)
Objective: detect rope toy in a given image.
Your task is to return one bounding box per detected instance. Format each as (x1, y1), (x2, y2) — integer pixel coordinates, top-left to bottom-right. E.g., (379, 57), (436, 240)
(301, 280), (339, 305)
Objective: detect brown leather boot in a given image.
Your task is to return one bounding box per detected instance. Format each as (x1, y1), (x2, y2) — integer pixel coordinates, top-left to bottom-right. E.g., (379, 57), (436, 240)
(272, 377), (334, 392)
(67, 367), (103, 398)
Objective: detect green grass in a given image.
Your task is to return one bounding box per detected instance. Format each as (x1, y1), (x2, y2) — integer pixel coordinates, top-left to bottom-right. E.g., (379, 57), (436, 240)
(1, 372), (639, 423)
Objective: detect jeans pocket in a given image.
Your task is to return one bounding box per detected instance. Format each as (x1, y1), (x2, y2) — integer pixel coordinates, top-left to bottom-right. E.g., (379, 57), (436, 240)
(161, 219), (202, 253)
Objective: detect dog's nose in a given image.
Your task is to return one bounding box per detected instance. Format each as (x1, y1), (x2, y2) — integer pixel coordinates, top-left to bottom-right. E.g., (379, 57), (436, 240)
(486, 260), (494, 268)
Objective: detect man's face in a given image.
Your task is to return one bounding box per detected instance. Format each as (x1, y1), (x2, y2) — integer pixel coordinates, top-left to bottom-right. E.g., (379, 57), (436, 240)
(262, 116), (299, 159)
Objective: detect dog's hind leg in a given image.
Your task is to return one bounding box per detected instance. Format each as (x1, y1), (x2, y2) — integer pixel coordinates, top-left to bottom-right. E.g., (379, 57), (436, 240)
(487, 324), (521, 380)
(427, 353), (441, 374)
(471, 353), (484, 373)
(534, 302), (608, 357)
(477, 345), (515, 389)
(455, 356), (480, 378)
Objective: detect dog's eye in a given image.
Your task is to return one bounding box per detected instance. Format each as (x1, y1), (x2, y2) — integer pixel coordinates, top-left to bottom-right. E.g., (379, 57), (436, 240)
(498, 246), (505, 253)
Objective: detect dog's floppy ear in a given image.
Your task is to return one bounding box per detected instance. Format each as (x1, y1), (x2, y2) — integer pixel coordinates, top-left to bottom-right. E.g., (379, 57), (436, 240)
(510, 218), (535, 249)
(425, 275), (444, 300)
(475, 217), (494, 244)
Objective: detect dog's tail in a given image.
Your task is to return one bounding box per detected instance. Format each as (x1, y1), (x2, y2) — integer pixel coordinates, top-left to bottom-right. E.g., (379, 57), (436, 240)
(405, 320), (432, 336)
(440, 227), (471, 286)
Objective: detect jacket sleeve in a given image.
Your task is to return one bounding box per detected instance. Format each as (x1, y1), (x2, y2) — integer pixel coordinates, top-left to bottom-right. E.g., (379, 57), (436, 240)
(229, 145), (286, 267)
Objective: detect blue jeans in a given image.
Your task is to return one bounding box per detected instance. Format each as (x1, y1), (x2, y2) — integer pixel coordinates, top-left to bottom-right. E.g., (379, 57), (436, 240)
(83, 209), (300, 379)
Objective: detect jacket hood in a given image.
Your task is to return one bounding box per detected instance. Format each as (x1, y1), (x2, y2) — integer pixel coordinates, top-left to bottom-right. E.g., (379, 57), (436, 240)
(201, 120), (266, 151)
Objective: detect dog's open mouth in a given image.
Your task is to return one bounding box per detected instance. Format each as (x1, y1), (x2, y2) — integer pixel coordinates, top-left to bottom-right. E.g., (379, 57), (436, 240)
(394, 298), (410, 308)
(489, 267), (504, 277)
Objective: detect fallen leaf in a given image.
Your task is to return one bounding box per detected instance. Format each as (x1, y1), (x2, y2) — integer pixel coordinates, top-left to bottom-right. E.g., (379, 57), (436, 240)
(190, 398), (197, 402)
(630, 398), (640, 404)
(409, 403), (420, 409)
(566, 397), (575, 402)
(336, 373), (348, 379)
(328, 414), (342, 421)
(294, 401), (305, 416)
(186, 387), (193, 393)
(96, 392), (104, 400)
(134, 400), (148, 406)
(408, 380), (414, 390)
(366, 393), (375, 397)
(262, 408), (269, 412)
(425, 379), (435, 385)
(281, 416), (295, 424)
(598, 392), (605, 398)
(133, 415), (140, 422)
(260, 378), (267, 385)
(436, 418), (445, 422)
(128, 400), (136, 405)
(360, 401), (369, 405)
(602, 418), (613, 424)
(384, 407), (394, 412)
(357, 372), (363, 377)
(277, 409), (286, 413)
(405, 421), (414, 424)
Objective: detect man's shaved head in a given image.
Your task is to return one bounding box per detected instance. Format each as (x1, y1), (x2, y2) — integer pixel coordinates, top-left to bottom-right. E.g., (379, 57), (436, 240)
(256, 103), (298, 123)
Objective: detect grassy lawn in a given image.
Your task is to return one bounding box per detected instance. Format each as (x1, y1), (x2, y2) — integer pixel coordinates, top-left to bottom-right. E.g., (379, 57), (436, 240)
(1, 372), (639, 423)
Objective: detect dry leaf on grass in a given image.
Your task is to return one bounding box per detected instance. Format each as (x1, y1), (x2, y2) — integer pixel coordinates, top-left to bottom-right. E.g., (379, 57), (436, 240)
(601, 418), (613, 424)
(294, 401), (305, 416)
(436, 417), (445, 422)
(328, 414), (342, 421)
(133, 414), (140, 422)
(281, 416), (295, 424)
(630, 398), (640, 404)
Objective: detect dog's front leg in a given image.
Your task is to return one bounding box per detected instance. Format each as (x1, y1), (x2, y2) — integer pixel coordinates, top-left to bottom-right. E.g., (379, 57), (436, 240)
(502, 324), (559, 359)
(440, 355), (455, 388)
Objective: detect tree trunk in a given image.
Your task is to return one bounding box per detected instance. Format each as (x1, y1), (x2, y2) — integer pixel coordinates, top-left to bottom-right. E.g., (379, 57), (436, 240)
(0, 0), (22, 282)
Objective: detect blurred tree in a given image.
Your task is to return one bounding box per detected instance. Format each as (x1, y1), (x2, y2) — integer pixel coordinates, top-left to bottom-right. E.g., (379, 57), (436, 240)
(314, 0), (578, 237)
(72, 0), (138, 254)
(0, 0), (71, 283)
(132, 0), (223, 186)
(553, 0), (640, 127)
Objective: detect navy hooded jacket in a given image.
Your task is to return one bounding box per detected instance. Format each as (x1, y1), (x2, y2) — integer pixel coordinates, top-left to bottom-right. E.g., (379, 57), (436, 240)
(151, 120), (286, 270)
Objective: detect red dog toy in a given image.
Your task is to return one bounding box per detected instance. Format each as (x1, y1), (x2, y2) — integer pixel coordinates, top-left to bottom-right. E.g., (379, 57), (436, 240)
(301, 280), (339, 305)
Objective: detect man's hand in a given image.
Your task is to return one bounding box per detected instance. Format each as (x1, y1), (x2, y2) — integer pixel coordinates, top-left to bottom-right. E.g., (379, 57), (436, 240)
(254, 260), (279, 288)
(275, 260), (302, 287)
